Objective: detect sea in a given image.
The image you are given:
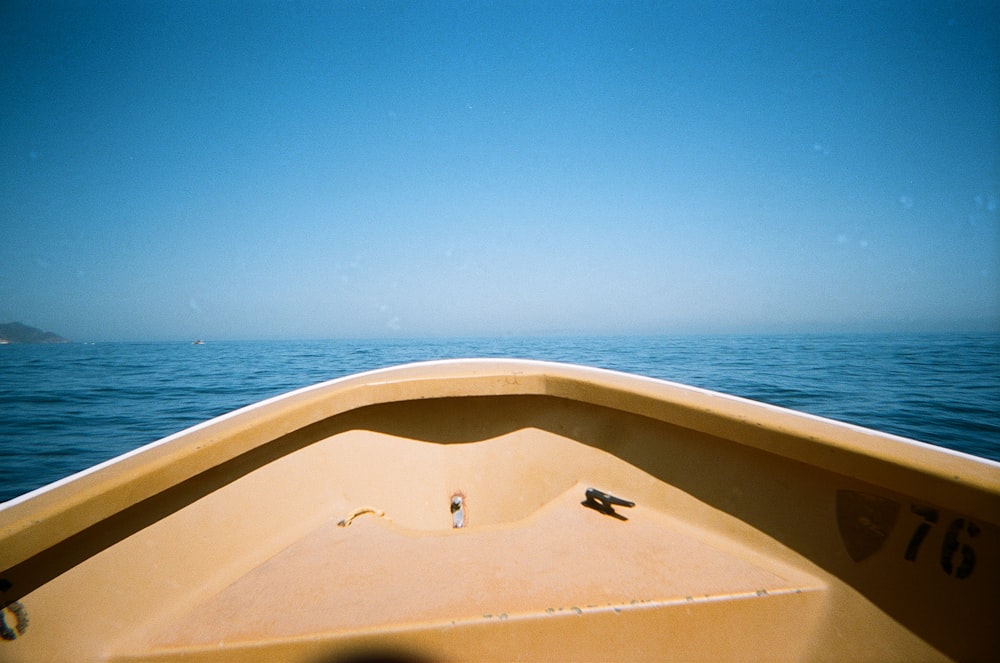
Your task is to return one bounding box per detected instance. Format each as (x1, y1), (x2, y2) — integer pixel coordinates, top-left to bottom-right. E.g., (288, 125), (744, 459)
(2, 333), (998, 504)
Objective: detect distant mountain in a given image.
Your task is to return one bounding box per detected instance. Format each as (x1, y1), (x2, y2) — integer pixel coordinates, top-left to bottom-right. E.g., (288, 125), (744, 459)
(0, 322), (70, 344)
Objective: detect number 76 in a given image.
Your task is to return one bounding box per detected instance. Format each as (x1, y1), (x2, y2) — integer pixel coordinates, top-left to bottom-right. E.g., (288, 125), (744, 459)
(904, 505), (979, 579)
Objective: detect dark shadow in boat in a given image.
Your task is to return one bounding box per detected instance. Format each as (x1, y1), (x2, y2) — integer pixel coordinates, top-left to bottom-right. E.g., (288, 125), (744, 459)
(311, 646), (436, 663)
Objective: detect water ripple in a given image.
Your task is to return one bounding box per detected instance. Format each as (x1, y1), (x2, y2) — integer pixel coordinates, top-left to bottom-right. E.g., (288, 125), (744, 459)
(2, 333), (997, 502)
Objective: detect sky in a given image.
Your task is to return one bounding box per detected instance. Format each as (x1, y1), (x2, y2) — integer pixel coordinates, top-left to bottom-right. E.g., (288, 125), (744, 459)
(1, 1), (998, 341)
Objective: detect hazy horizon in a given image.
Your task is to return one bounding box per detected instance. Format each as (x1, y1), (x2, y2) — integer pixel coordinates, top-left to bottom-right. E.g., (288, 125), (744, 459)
(3, 319), (998, 346)
(3, 1), (998, 342)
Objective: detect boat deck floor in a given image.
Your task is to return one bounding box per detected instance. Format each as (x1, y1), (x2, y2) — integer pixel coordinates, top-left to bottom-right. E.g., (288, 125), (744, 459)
(117, 483), (828, 662)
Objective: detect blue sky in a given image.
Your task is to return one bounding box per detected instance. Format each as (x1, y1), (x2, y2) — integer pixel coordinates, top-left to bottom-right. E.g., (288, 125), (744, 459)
(1, 1), (997, 341)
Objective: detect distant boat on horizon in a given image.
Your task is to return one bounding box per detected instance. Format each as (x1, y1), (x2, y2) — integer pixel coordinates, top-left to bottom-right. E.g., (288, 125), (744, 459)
(192, 340), (204, 345)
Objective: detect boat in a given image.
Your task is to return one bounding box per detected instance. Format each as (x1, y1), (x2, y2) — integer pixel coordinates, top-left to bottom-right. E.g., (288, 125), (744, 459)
(1, 359), (997, 662)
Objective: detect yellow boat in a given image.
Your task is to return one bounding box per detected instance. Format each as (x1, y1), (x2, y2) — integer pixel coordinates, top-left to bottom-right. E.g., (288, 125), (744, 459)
(1, 359), (998, 662)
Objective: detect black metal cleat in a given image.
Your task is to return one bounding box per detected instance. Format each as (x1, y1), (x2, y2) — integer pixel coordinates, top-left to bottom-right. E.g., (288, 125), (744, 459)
(583, 487), (635, 520)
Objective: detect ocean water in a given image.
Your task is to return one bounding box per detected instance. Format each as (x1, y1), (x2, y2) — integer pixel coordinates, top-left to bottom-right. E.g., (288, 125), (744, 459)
(1, 333), (998, 503)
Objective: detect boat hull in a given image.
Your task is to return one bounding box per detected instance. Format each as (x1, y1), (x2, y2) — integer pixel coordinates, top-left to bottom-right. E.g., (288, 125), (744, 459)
(2, 359), (998, 661)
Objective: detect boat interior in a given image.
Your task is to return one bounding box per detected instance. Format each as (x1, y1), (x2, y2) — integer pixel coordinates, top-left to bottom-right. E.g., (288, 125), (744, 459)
(2, 367), (997, 662)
